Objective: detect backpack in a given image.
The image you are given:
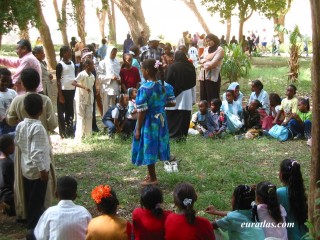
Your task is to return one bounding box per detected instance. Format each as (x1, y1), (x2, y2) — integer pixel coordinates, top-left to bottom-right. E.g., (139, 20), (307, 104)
(268, 124), (292, 142)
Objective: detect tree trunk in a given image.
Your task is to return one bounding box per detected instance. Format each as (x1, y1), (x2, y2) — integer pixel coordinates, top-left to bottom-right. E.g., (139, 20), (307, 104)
(273, 15), (286, 43)
(35, 0), (57, 70)
(238, 20), (244, 43)
(111, 0), (149, 43)
(53, 0), (69, 46)
(96, 1), (107, 39)
(19, 24), (30, 40)
(226, 17), (231, 43)
(73, 0), (86, 45)
(309, 0), (320, 238)
(181, 0), (210, 34)
(107, 0), (116, 43)
(0, 34), (2, 50)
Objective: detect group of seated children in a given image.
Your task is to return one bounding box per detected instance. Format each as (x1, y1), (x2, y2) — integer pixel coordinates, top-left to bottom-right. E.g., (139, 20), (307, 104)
(189, 80), (312, 143)
(23, 158), (307, 240)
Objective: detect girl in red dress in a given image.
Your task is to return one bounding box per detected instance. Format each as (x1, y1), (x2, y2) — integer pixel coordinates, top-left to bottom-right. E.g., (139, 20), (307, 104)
(132, 185), (172, 240)
(164, 182), (215, 240)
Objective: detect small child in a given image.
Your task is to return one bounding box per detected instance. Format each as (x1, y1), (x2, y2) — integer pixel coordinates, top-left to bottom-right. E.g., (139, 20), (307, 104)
(127, 87), (137, 131)
(0, 134), (15, 216)
(255, 182), (287, 239)
(86, 184), (132, 239)
(161, 43), (174, 72)
(72, 58), (95, 141)
(188, 42), (199, 68)
(206, 98), (226, 138)
(205, 185), (265, 240)
(242, 99), (262, 131)
(102, 94), (131, 137)
(164, 182), (215, 240)
(290, 97), (312, 140)
(277, 159), (308, 239)
(34, 176), (92, 239)
(188, 100), (209, 136)
(132, 185), (172, 240)
(221, 90), (243, 133)
(15, 93), (51, 238)
(262, 93), (283, 130)
(273, 84), (298, 127)
(0, 68), (17, 135)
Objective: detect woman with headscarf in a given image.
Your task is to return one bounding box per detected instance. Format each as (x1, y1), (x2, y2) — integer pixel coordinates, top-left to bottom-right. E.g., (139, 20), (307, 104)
(97, 46), (121, 116)
(222, 82), (244, 106)
(165, 50), (196, 140)
(199, 34), (224, 102)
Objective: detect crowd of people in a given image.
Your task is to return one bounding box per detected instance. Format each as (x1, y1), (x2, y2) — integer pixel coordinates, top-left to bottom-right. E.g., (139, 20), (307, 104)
(0, 29), (311, 239)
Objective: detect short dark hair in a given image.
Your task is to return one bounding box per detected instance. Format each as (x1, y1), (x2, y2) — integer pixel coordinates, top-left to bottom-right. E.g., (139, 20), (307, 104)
(288, 84), (297, 92)
(24, 93), (43, 117)
(140, 185), (164, 218)
(0, 134), (14, 154)
(102, 38), (107, 44)
(252, 80), (264, 90)
(211, 98), (222, 108)
(20, 68), (40, 91)
(226, 89), (235, 96)
(57, 176), (77, 200)
(83, 58), (93, 68)
(32, 46), (44, 55)
(233, 185), (255, 210)
(17, 39), (32, 52)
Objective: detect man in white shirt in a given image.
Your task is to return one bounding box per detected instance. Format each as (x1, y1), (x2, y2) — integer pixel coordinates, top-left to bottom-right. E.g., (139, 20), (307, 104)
(34, 176), (92, 240)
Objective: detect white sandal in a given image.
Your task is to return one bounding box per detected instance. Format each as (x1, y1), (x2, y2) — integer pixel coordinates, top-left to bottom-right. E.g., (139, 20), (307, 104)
(164, 161), (173, 173)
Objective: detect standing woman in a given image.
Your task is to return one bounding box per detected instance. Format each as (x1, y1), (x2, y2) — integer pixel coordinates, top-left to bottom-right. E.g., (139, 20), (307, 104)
(97, 46), (121, 116)
(199, 34), (224, 102)
(165, 51), (196, 140)
(56, 46), (76, 138)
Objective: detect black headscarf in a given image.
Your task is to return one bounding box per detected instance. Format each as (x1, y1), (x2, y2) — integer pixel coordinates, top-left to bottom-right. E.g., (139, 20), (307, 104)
(165, 51), (196, 97)
(206, 33), (220, 53)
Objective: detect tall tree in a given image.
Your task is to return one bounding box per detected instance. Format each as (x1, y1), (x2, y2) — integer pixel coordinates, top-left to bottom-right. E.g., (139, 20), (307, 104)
(181, 0), (210, 34)
(96, 0), (108, 39)
(53, 0), (69, 46)
(226, 17), (231, 43)
(273, 0), (292, 43)
(71, 0), (86, 45)
(35, 0), (57, 69)
(111, 0), (149, 43)
(202, 0), (286, 41)
(107, 0), (117, 43)
(309, 0), (320, 237)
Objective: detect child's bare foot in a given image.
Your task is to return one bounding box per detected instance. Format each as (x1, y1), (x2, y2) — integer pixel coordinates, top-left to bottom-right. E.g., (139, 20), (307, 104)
(140, 179), (158, 186)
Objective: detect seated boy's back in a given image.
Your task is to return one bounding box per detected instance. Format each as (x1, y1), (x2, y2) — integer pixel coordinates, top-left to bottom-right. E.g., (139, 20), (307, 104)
(34, 176), (92, 240)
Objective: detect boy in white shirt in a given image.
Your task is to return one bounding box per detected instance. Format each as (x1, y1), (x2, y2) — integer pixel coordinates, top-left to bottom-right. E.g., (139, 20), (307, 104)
(15, 93), (51, 239)
(72, 59), (95, 141)
(34, 176), (92, 240)
(188, 42), (199, 68)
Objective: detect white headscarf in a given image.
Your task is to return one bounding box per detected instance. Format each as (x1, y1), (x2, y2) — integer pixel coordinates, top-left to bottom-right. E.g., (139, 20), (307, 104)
(104, 46), (120, 78)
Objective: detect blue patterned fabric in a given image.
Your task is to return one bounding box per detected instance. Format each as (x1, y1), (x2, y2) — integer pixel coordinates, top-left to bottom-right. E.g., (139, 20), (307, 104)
(131, 81), (175, 166)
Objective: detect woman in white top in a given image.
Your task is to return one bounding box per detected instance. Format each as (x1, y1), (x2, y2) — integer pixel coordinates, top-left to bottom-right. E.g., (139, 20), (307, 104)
(56, 46), (76, 138)
(97, 46), (121, 116)
(199, 34), (224, 102)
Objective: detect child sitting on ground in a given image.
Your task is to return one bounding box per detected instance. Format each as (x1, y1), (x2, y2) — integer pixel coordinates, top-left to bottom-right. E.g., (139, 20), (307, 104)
(102, 94), (131, 137)
(0, 134), (15, 216)
(255, 181), (287, 239)
(277, 159), (308, 239)
(290, 97), (312, 140)
(87, 184), (132, 239)
(242, 99), (262, 132)
(165, 182), (215, 240)
(188, 100), (209, 136)
(132, 185), (172, 240)
(0, 68), (17, 135)
(34, 176), (92, 240)
(273, 84), (298, 127)
(127, 87), (138, 131)
(205, 185), (265, 240)
(72, 58), (95, 142)
(262, 93), (283, 130)
(206, 98), (226, 138)
(221, 90), (243, 133)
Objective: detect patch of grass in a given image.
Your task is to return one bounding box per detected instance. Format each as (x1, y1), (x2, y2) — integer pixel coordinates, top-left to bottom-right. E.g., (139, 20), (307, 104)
(0, 55), (313, 240)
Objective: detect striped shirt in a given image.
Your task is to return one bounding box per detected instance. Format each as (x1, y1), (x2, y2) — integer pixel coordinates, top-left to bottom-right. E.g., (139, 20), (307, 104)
(15, 118), (51, 180)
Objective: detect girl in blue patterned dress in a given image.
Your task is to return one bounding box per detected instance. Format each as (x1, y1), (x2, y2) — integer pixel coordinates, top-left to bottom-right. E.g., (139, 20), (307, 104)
(132, 59), (176, 186)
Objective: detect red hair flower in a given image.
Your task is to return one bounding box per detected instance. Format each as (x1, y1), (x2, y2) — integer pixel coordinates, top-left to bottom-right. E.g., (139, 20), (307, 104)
(91, 185), (112, 204)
